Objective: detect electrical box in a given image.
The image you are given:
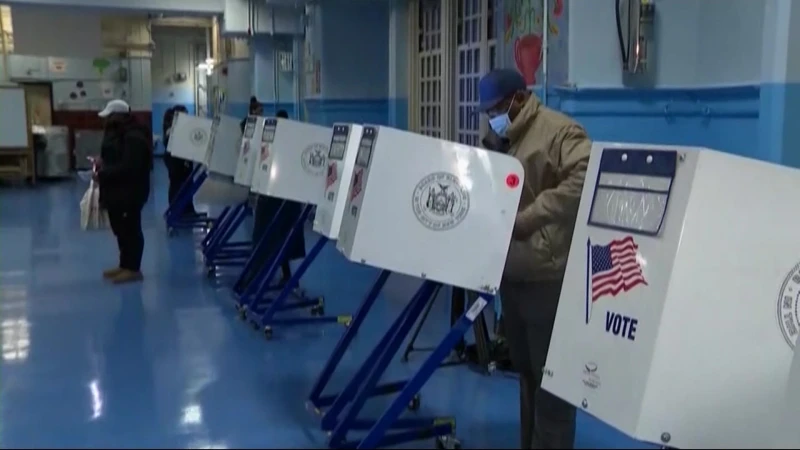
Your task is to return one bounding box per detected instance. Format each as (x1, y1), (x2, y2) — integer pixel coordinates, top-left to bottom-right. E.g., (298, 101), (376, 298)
(312, 123), (362, 240)
(234, 115), (266, 187)
(250, 118), (331, 205)
(166, 113), (212, 164)
(541, 142), (800, 449)
(204, 114), (243, 177)
(336, 125), (524, 294)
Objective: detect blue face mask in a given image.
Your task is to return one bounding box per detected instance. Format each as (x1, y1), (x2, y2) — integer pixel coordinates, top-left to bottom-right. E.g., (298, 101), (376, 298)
(488, 96), (516, 138)
(489, 114), (511, 138)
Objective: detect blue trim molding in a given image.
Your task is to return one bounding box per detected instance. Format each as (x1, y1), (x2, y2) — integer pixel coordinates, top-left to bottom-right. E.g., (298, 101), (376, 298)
(531, 85), (762, 162)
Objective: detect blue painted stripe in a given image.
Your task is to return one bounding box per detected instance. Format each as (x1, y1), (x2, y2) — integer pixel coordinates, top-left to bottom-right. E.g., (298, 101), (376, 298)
(546, 85), (759, 118)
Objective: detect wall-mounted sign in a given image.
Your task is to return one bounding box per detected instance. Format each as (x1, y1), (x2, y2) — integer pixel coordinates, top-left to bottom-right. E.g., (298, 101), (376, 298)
(49, 58), (67, 74)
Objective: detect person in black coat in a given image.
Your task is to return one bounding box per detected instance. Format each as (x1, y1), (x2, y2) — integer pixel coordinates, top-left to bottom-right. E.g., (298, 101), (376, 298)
(95, 99), (152, 284)
(238, 107), (306, 290)
(162, 105), (196, 215)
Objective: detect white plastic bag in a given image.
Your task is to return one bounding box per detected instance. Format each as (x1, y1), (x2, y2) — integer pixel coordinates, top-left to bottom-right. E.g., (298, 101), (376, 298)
(80, 180), (110, 231)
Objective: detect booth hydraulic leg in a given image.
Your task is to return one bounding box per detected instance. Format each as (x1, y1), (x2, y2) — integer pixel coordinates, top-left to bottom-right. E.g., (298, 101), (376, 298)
(243, 205), (334, 334)
(164, 164), (204, 219)
(233, 202), (302, 316)
(251, 235), (351, 339)
(204, 202), (250, 263)
(355, 293), (494, 449)
(166, 168), (210, 234)
(324, 283), (491, 449)
(201, 205), (233, 250)
(307, 270), (391, 413)
(320, 282), (437, 434)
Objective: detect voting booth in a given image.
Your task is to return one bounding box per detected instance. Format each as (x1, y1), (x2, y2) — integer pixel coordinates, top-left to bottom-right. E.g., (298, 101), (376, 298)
(250, 117), (331, 205)
(203, 114), (243, 178)
(541, 142), (800, 449)
(775, 335), (800, 449)
(195, 114), (247, 206)
(337, 125), (523, 294)
(163, 112), (214, 232)
(165, 112), (212, 163)
(237, 118), (351, 339)
(312, 123), (362, 240)
(312, 125), (523, 449)
(234, 115), (266, 187)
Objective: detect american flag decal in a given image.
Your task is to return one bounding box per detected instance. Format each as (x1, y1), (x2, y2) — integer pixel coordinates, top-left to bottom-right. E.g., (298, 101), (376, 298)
(350, 168), (363, 201)
(260, 144), (269, 163)
(585, 236), (648, 324)
(326, 162), (338, 190)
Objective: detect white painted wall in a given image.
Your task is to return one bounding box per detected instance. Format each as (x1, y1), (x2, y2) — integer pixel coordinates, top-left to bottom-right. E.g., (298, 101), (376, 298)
(151, 26), (207, 106)
(11, 5), (102, 59)
(568, 0), (763, 87)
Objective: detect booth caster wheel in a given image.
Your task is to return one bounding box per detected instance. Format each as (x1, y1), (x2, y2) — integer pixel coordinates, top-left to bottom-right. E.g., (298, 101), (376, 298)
(167, 227), (176, 237)
(435, 436), (461, 450)
(310, 299), (325, 317)
(486, 361), (497, 375)
(236, 306), (247, 321)
(263, 326), (274, 340)
(408, 394), (421, 411)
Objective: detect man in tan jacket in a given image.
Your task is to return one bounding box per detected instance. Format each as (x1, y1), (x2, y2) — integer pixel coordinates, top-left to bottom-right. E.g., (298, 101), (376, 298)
(478, 69), (591, 449)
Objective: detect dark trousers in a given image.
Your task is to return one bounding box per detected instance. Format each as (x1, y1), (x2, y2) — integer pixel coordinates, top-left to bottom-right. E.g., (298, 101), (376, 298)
(108, 207), (144, 272)
(164, 155), (195, 214)
(500, 279), (576, 449)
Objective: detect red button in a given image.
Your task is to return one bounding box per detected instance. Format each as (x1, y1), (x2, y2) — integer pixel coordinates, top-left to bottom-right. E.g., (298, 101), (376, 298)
(506, 174), (520, 188)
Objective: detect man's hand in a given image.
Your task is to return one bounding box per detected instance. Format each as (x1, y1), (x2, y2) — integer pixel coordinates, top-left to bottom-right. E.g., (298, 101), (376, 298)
(89, 157), (102, 182)
(511, 217), (527, 240)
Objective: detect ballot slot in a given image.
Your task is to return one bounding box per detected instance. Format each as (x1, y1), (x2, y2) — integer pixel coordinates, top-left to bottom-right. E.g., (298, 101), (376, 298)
(203, 114), (242, 178)
(234, 115), (265, 187)
(250, 118), (277, 195)
(348, 126), (377, 221)
(243, 116), (256, 139)
(205, 115), (220, 164)
(313, 123), (363, 240)
(587, 148), (677, 236)
(325, 126), (348, 203)
(355, 127), (376, 168)
(260, 118), (277, 173)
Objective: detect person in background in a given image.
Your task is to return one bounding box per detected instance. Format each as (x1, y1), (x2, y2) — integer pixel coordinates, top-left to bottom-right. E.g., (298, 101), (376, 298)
(241, 96), (264, 132)
(162, 105), (196, 215)
(239, 108), (305, 291)
(478, 69), (590, 449)
(95, 99), (153, 284)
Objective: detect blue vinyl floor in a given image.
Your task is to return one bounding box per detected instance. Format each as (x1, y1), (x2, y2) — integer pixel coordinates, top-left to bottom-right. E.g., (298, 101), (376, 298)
(0, 165), (652, 448)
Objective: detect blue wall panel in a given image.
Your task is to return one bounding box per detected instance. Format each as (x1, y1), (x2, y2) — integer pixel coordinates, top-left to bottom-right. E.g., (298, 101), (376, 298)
(760, 83), (800, 167)
(388, 98), (408, 130)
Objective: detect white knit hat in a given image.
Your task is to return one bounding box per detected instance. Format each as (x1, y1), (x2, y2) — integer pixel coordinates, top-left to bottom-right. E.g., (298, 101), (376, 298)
(98, 99), (131, 118)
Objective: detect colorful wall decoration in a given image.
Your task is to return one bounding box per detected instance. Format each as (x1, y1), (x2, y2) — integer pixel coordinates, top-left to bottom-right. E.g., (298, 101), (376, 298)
(498, 0), (568, 87)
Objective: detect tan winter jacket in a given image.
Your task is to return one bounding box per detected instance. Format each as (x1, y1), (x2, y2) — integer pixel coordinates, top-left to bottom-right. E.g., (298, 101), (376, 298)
(503, 93), (591, 282)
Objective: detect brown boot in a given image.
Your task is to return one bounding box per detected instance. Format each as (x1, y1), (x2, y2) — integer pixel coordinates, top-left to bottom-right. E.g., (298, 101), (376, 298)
(103, 267), (124, 280)
(111, 269), (144, 284)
